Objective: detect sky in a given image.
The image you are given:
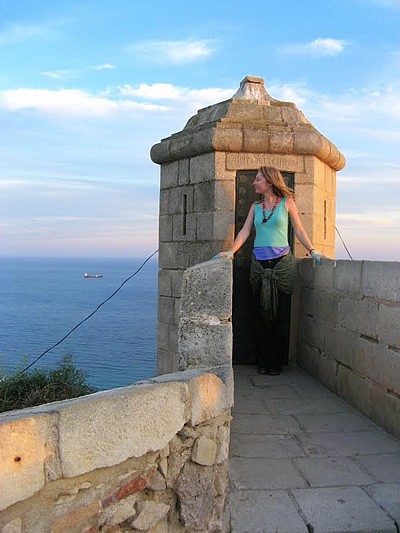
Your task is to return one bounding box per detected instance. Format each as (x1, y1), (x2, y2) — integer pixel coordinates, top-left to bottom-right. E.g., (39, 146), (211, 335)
(0, 0), (399, 261)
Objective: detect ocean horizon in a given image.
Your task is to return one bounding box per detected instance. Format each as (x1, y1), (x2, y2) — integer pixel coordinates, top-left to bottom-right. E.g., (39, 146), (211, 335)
(0, 255), (158, 390)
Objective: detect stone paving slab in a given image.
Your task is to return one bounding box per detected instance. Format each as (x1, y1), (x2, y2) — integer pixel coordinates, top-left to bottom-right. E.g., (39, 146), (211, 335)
(293, 456), (375, 487)
(356, 453), (400, 482)
(265, 397), (354, 416)
(232, 413), (301, 434)
(230, 457), (308, 490)
(291, 486), (396, 532)
(297, 430), (400, 457)
(231, 433), (306, 459)
(232, 398), (268, 414)
(295, 412), (377, 433)
(365, 483), (400, 522)
(228, 366), (400, 532)
(229, 490), (309, 533)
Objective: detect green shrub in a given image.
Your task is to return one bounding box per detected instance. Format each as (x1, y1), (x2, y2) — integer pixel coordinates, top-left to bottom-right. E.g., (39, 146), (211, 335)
(0, 354), (98, 414)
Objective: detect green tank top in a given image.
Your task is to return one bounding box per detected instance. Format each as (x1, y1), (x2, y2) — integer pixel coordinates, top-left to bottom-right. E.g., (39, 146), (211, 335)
(253, 197), (289, 247)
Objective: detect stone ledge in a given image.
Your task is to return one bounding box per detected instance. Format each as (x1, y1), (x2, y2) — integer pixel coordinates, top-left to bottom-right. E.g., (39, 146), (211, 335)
(0, 366), (233, 511)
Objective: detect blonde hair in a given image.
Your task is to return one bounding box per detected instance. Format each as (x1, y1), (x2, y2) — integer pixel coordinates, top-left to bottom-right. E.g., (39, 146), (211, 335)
(259, 167), (294, 198)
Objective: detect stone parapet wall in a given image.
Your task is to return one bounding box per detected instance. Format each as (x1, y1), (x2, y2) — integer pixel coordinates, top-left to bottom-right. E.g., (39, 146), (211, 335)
(0, 260), (233, 533)
(295, 259), (400, 439)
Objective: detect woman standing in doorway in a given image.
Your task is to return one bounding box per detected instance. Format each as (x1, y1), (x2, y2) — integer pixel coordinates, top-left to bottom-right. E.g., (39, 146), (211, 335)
(214, 166), (325, 375)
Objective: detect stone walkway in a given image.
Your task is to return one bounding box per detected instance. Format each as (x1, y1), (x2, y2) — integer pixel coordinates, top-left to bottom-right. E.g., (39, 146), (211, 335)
(227, 365), (400, 533)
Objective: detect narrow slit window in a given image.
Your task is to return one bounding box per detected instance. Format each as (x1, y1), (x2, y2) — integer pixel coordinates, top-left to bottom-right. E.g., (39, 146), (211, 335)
(324, 200), (327, 240)
(183, 194), (188, 235)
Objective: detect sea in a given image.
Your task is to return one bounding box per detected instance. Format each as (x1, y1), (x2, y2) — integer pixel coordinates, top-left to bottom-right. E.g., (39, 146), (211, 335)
(0, 256), (158, 391)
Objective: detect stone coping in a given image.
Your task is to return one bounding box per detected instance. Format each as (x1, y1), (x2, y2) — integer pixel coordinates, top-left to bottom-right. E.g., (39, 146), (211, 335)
(0, 365), (233, 512)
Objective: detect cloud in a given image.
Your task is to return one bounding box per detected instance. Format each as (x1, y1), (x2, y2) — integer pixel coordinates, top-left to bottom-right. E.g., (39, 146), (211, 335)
(0, 88), (170, 118)
(91, 63), (115, 71)
(118, 83), (234, 113)
(0, 23), (55, 46)
(281, 38), (347, 57)
(126, 38), (216, 64)
(40, 70), (72, 80)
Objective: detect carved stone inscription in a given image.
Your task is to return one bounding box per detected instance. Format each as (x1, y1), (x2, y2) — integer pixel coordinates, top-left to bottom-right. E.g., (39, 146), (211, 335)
(226, 153), (303, 172)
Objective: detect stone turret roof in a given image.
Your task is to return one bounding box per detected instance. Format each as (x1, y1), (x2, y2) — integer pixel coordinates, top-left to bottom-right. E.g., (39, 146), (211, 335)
(150, 76), (345, 171)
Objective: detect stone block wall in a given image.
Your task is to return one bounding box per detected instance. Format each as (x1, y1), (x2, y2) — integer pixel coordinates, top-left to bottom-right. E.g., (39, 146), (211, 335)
(0, 260), (233, 533)
(158, 154), (235, 374)
(294, 259), (400, 439)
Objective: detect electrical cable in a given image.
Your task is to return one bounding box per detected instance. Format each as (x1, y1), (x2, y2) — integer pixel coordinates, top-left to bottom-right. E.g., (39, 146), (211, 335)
(335, 226), (353, 260)
(18, 250), (159, 374)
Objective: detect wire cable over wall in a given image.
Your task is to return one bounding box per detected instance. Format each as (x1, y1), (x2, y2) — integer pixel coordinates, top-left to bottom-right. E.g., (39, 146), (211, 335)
(19, 250), (159, 374)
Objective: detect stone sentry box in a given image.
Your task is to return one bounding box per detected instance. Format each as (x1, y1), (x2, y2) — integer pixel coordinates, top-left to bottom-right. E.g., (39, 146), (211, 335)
(151, 75), (345, 374)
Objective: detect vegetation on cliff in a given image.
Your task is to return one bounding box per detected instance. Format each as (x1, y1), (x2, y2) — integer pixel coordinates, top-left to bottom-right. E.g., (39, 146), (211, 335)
(0, 354), (98, 414)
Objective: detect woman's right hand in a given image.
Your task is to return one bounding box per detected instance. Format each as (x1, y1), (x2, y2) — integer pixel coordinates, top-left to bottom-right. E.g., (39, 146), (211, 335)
(212, 250), (234, 260)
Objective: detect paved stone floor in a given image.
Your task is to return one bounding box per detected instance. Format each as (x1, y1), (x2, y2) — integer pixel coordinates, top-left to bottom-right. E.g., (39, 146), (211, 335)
(227, 365), (400, 533)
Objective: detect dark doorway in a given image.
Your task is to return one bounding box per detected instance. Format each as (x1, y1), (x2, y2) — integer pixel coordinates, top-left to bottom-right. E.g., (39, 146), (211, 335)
(232, 169), (294, 364)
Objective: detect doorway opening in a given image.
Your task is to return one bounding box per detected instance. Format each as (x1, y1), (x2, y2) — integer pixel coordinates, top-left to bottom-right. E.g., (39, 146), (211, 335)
(232, 169), (294, 365)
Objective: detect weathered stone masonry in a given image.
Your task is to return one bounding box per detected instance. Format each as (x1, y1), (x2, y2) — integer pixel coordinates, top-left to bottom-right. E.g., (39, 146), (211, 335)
(0, 259), (233, 533)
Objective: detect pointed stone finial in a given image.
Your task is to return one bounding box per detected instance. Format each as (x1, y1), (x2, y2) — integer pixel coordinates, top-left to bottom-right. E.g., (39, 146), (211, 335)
(232, 75), (272, 105)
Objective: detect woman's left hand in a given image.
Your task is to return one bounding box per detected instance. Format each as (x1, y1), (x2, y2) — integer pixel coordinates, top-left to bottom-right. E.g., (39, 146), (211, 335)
(310, 250), (327, 265)
(212, 250), (234, 260)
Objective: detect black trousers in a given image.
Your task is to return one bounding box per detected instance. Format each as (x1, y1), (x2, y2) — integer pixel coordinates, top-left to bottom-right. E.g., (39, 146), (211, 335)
(252, 257), (291, 371)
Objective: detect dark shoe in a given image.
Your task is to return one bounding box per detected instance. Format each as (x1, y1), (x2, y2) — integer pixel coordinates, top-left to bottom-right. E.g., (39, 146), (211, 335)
(267, 367), (281, 376)
(257, 366), (268, 374)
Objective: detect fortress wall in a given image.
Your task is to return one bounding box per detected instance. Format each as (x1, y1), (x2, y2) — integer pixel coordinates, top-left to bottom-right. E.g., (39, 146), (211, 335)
(0, 259), (233, 533)
(294, 259), (400, 439)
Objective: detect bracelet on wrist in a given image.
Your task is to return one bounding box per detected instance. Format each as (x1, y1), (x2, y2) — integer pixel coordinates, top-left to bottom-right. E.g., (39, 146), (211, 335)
(309, 248), (316, 254)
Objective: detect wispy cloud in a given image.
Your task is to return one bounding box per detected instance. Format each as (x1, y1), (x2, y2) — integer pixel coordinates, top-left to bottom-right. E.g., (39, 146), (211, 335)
(126, 38), (216, 65)
(281, 38), (347, 57)
(0, 88), (170, 118)
(118, 83), (234, 113)
(0, 23), (56, 46)
(40, 70), (72, 80)
(90, 63), (115, 71)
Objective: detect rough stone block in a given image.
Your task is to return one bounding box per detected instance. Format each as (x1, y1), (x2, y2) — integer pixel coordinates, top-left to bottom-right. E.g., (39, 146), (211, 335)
(362, 261), (400, 302)
(176, 461), (214, 530)
(157, 296), (174, 322)
(242, 127), (269, 152)
(169, 186), (193, 215)
(370, 386), (400, 440)
(171, 269), (184, 297)
(57, 381), (189, 477)
(172, 213), (196, 241)
(158, 215), (173, 242)
(336, 364), (373, 419)
(269, 128), (294, 154)
(338, 298), (379, 339)
(193, 181), (214, 212)
(180, 259), (232, 320)
(196, 212), (214, 240)
(0, 518), (22, 533)
(212, 126), (243, 152)
(318, 290), (339, 324)
(378, 303), (400, 349)
(312, 259), (335, 291)
(216, 425), (230, 463)
(178, 158), (190, 185)
(178, 318), (232, 369)
(189, 153), (216, 184)
(315, 354), (338, 393)
(215, 180), (235, 211)
(129, 501), (170, 531)
(297, 312), (325, 351)
(0, 412), (60, 511)
(160, 161), (178, 189)
(158, 242), (178, 269)
(52, 500), (100, 533)
(159, 189), (169, 215)
(325, 324), (358, 368)
(158, 269), (172, 297)
(157, 320), (169, 351)
(187, 374), (232, 426)
(192, 435), (217, 465)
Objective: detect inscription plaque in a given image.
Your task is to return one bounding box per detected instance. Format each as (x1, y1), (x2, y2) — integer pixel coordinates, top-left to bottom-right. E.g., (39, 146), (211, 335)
(227, 153), (303, 172)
